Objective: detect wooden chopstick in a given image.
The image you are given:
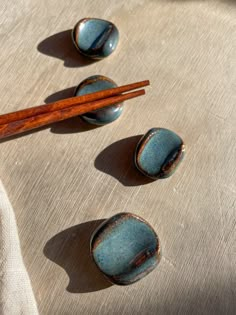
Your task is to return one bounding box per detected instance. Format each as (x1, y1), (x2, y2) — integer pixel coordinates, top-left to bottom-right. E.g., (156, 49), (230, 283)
(0, 80), (149, 125)
(0, 89), (145, 140)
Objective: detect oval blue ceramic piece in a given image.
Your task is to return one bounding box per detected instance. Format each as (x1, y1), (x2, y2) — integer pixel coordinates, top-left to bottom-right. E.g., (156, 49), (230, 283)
(91, 212), (161, 285)
(72, 18), (119, 59)
(75, 75), (123, 125)
(135, 128), (185, 179)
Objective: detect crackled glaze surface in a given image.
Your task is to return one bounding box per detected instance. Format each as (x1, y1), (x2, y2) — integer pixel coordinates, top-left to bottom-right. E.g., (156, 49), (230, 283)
(91, 212), (161, 285)
(75, 75), (123, 125)
(72, 18), (119, 59)
(135, 128), (185, 179)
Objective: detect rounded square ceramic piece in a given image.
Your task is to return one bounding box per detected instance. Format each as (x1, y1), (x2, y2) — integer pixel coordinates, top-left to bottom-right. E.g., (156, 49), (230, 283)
(90, 212), (161, 285)
(72, 18), (119, 59)
(135, 128), (185, 179)
(74, 75), (123, 125)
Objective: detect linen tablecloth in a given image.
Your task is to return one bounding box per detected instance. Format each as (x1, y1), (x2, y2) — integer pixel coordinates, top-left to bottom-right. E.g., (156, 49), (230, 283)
(0, 181), (38, 314)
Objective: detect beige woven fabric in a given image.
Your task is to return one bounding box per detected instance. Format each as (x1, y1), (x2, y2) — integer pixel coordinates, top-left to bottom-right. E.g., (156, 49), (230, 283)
(0, 181), (38, 315)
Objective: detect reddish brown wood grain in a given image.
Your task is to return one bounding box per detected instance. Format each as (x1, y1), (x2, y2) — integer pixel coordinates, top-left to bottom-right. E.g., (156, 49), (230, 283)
(0, 80), (149, 125)
(0, 89), (145, 140)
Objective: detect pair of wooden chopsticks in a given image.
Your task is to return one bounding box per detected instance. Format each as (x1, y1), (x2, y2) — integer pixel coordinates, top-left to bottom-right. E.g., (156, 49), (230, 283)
(0, 80), (149, 140)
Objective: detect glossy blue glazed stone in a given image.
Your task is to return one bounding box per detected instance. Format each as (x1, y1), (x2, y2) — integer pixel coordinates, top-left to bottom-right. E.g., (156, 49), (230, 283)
(91, 212), (161, 285)
(75, 75), (123, 125)
(135, 128), (185, 179)
(72, 18), (119, 59)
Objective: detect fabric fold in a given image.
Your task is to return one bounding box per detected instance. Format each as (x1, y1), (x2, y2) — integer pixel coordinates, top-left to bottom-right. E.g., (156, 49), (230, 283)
(0, 181), (38, 315)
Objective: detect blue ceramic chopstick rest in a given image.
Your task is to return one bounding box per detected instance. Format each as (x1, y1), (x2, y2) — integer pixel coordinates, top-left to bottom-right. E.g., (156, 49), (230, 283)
(75, 75), (123, 125)
(72, 18), (119, 59)
(90, 212), (161, 285)
(135, 128), (185, 179)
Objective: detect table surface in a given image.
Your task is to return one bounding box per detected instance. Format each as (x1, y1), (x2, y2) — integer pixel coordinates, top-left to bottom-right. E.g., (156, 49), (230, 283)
(0, 0), (235, 314)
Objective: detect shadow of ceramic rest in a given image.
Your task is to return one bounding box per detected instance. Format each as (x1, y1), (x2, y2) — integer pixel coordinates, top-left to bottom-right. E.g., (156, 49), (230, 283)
(44, 86), (77, 103)
(0, 111), (100, 142)
(0, 125), (50, 144)
(95, 128), (185, 185)
(37, 30), (98, 68)
(44, 220), (112, 293)
(94, 135), (154, 187)
(50, 116), (102, 134)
